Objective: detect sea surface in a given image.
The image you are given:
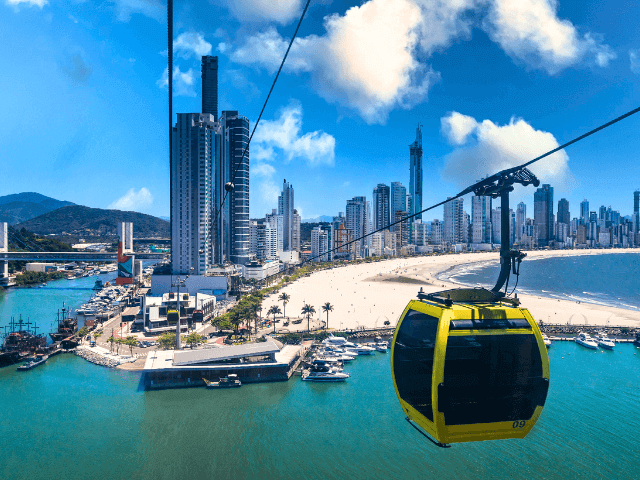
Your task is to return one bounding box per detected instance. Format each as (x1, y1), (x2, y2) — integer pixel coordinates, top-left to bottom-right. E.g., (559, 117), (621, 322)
(2, 264), (640, 479)
(438, 252), (640, 311)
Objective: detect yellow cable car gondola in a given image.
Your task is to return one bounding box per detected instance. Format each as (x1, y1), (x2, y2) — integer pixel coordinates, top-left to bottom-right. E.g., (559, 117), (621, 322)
(391, 287), (549, 447)
(391, 166), (549, 447)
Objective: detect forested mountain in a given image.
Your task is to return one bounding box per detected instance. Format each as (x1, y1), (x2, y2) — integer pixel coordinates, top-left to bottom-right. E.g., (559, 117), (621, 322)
(0, 192), (74, 224)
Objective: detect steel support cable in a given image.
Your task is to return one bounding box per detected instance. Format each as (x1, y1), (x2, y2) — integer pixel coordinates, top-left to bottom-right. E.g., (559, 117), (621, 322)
(207, 0), (312, 251)
(7, 230), (30, 250)
(255, 105), (640, 287)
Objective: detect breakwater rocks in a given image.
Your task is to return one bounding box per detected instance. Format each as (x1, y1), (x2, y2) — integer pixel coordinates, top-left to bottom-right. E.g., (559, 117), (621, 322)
(346, 328), (395, 339)
(75, 349), (119, 368)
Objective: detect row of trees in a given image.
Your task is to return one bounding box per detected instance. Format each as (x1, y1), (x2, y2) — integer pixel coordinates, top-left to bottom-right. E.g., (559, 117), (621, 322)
(156, 332), (206, 350)
(265, 292), (334, 333)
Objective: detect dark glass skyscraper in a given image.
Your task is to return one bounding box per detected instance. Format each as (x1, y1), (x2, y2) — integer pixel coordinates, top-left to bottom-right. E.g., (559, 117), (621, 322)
(409, 125), (423, 222)
(201, 56), (218, 119)
(534, 184), (554, 246)
(220, 110), (250, 265)
(372, 183), (390, 231)
(557, 198), (570, 225)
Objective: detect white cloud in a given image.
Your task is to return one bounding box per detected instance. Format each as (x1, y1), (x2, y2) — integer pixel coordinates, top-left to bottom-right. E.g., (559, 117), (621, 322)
(217, 42), (228, 53)
(441, 112), (478, 145)
(630, 49), (640, 74)
(231, 0), (613, 122)
(221, 0), (304, 24)
(156, 66), (196, 97)
(174, 32), (212, 59)
(485, 0), (615, 73)
(231, 28), (314, 74)
(441, 112), (572, 194)
(252, 163), (276, 177)
(108, 188), (154, 212)
(109, 0), (164, 22)
(6, 0), (47, 7)
(253, 102), (335, 166)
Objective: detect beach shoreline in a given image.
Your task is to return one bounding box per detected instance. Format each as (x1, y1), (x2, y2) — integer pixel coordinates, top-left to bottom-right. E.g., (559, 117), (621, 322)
(260, 249), (640, 331)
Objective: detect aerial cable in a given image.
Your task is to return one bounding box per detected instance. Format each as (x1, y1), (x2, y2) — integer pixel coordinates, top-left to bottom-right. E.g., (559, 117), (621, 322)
(7, 230), (30, 251)
(254, 105), (640, 287)
(8, 227), (42, 252)
(205, 0), (312, 255)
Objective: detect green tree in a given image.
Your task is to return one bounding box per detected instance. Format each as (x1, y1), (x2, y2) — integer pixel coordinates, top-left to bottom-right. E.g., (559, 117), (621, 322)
(157, 332), (176, 350)
(77, 326), (89, 343)
(185, 332), (205, 349)
(93, 331), (102, 344)
(321, 303), (334, 330)
(279, 292), (290, 319)
(125, 336), (137, 356)
(114, 338), (123, 354)
(268, 305), (281, 333)
(107, 335), (115, 352)
(301, 304), (316, 332)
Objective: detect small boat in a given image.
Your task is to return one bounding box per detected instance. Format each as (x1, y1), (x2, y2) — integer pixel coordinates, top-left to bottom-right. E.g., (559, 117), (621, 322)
(595, 332), (615, 350)
(541, 333), (551, 348)
(321, 334), (357, 349)
(575, 331), (598, 349)
(17, 354), (49, 371)
(203, 374), (241, 388)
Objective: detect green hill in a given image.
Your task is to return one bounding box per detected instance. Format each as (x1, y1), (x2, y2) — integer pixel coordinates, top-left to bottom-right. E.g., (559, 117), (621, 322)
(0, 192), (74, 224)
(16, 205), (169, 238)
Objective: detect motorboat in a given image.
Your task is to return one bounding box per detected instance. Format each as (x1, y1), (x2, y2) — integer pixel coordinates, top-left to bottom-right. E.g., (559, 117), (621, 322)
(541, 333), (551, 348)
(375, 341), (388, 352)
(575, 331), (598, 349)
(203, 374), (241, 388)
(17, 354), (48, 371)
(595, 332), (615, 350)
(302, 364), (350, 382)
(321, 334), (357, 348)
(344, 344), (375, 355)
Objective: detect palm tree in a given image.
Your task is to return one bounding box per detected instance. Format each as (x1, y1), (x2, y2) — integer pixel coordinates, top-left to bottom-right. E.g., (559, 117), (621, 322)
(301, 304), (316, 332)
(322, 302), (334, 330)
(268, 305), (282, 334)
(279, 293), (290, 320)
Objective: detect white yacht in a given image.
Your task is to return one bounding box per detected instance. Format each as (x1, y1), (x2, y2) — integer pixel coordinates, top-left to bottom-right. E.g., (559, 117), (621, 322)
(575, 331), (598, 349)
(541, 333), (551, 348)
(302, 365), (350, 382)
(344, 344), (375, 355)
(595, 332), (615, 350)
(375, 341), (389, 352)
(321, 334), (357, 349)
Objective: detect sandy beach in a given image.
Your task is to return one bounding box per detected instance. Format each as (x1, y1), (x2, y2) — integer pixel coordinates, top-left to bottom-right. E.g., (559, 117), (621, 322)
(261, 249), (640, 331)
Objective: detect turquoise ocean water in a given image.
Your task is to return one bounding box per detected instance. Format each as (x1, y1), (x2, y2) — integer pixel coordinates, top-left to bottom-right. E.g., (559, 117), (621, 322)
(438, 252), (640, 311)
(1, 262), (640, 479)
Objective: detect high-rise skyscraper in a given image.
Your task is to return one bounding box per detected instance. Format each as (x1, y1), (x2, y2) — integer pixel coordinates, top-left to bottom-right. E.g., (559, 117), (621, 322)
(409, 126), (423, 223)
(516, 202), (526, 243)
(472, 196), (492, 244)
(346, 196), (371, 257)
(372, 183), (390, 231)
(201, 56), (218, 119)
(557, 198), (570, 225)
(580, 199), (589, 224)
(634, 190), (639, 215)
(171, 113), (219, 274)
(443, 197), (464, 244)
(390, 181), (407, 217)
(534, 184), (554, 246)
(220, 110), (250, 265)
(278, 179), (294, 251)
(292, 209), (301, 251)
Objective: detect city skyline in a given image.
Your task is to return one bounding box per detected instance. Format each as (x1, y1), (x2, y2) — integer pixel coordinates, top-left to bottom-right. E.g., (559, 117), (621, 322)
(2, 0), (640, 223)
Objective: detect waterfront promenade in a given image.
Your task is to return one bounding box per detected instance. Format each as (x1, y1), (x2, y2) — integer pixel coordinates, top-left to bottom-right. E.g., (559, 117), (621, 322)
(260, 249), (640, 331)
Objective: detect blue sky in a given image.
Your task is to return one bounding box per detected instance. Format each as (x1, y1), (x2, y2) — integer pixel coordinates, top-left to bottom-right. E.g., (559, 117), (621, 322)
(2, 0), (639, 223)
